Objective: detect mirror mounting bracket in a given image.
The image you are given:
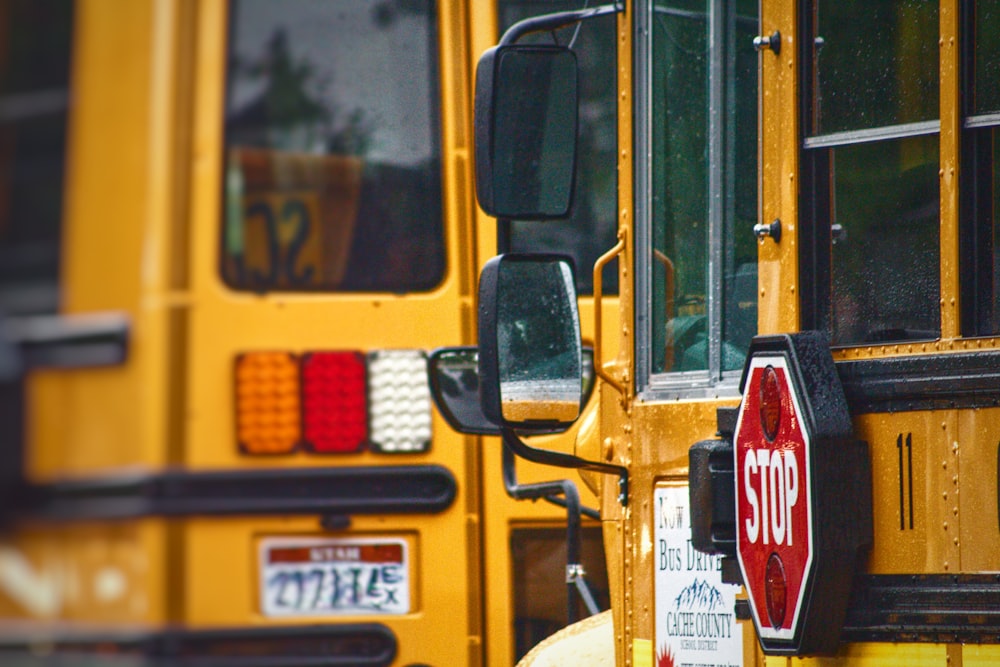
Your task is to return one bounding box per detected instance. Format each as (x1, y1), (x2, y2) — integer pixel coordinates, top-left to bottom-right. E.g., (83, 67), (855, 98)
(502, 427), (629, 506)
(499, 3), (625, 47)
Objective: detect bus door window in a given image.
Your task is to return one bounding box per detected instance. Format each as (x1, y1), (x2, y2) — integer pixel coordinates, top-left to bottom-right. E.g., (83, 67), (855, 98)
(222, 0), (445, 293)
(499, 0), (618, 295)
(802, 0), (940, 346)
(0, 0), (74, 317)
(640, 0), (759, 387)
(962, 0), (1000, 336)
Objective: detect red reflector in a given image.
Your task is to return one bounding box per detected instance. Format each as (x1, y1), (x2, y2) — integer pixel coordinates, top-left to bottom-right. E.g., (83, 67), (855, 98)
(765, 552), (787, 629)
(759, 365), (782, 442)
(301, 351), (368, 453)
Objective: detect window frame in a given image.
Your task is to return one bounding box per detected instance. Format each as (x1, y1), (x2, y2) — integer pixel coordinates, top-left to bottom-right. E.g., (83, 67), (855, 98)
(635, 0), (757, 398)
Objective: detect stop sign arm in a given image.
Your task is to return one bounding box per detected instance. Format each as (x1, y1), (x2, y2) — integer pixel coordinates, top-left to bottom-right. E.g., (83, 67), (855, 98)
(691, 332), (873, 656)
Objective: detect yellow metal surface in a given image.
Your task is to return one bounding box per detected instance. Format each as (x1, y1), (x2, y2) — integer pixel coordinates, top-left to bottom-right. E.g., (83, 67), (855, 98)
(956, 407), (1000, 571)
(604, 4), (633, 666)
(0, 520), (168, 625)
(938, 0), (960, 339)
(758, 0), (799, 336)
(767, 643), (950, 667)
(962, 645), (1000, 666)
(855, 410), (959, 573)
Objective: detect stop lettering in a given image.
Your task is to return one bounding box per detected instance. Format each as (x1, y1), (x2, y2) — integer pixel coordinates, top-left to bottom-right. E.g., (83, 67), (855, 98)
(742, 447), (799, 547)
(734, 355), (812, 641)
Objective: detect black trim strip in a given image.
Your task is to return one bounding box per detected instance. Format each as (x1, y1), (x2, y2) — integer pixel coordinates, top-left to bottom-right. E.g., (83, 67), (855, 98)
(836, 349), (1000, 413)
(0, 622), (397, 667)
(4, 312), (130, 370)
(12, 465), (457, 522)
(843, 574), (1000, 644)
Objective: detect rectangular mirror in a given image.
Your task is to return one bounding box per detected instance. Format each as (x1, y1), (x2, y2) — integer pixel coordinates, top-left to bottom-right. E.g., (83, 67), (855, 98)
(478, 254), (583, 429)
(474, 45), (579, 219)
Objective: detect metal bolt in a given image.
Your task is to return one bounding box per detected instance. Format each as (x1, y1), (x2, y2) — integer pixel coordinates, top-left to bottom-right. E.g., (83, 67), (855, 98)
(753, 30), (781, 55)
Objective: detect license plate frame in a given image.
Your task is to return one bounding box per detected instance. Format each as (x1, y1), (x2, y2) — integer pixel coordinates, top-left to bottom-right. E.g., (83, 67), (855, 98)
(259, 537), (409, 617)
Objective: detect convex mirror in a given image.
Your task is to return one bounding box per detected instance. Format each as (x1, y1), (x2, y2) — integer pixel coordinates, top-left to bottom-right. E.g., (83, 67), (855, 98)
(428, 346), (596, 436)
(474, 45), (578, 219)
(478, 255), (584, 429)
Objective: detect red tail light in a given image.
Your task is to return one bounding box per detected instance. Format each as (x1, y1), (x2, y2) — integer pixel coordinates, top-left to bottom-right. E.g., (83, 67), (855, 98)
(301, 351), (368, 453)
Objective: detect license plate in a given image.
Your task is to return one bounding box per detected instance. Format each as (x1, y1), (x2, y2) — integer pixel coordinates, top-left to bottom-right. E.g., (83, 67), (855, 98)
(260, 537), (409, 617)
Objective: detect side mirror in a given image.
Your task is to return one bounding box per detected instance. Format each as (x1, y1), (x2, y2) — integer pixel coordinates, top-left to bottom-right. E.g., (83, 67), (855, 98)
(428, 346), (596, 436)
(474, 45), (578, 219)
(478, 254), (583, 430)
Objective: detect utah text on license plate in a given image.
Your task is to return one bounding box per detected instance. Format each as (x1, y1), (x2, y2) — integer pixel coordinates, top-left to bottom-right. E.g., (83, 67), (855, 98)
(260, 537), (409, 616)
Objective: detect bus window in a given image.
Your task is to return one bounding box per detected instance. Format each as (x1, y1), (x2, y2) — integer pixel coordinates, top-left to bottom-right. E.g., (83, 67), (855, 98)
(643, 0), (759, 383)
(221, 0), (445, 293)
(498, 0), (618, 295)
(962, 0), (1000, 336)
(0, 0), (73, 316)
(802, 0), (940, 346)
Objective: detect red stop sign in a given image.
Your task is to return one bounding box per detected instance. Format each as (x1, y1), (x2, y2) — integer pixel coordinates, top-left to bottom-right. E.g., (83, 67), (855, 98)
(735, 355), (813, 642)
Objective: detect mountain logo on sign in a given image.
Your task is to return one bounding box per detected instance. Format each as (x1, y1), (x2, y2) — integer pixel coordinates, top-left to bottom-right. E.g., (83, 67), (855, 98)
(674, 578), (724, 611)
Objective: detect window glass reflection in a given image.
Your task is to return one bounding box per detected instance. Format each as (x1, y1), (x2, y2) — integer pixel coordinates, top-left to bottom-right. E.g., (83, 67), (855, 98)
(222, 0), (444, 293)
(973, 0), (1000, 115)
(829, 136), (940, 345)
(810, 0), (938, 135)
(650, 0), (758, 375)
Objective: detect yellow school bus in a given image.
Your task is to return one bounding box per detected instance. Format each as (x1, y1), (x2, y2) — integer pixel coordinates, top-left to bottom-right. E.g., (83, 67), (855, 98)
(0, 1), (620, 665)
(444, 0), (1000, 665)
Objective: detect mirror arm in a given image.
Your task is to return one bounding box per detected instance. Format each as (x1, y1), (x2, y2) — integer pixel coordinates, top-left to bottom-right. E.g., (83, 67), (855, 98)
(501, 444), (585, 625)
(498, 3), (624, 47)
(501, 440), (599, 518)
(502, 427), (628, 505)
(497, 218), (512, 254)
(501, 444), (605, 622)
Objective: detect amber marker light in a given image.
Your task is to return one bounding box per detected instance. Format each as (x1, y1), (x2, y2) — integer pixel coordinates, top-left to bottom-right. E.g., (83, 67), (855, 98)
(235, 351), (301, 454)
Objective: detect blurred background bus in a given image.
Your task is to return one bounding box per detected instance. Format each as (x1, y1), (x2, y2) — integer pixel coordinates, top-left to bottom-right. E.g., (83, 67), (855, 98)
(0, 1), (617, 665)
